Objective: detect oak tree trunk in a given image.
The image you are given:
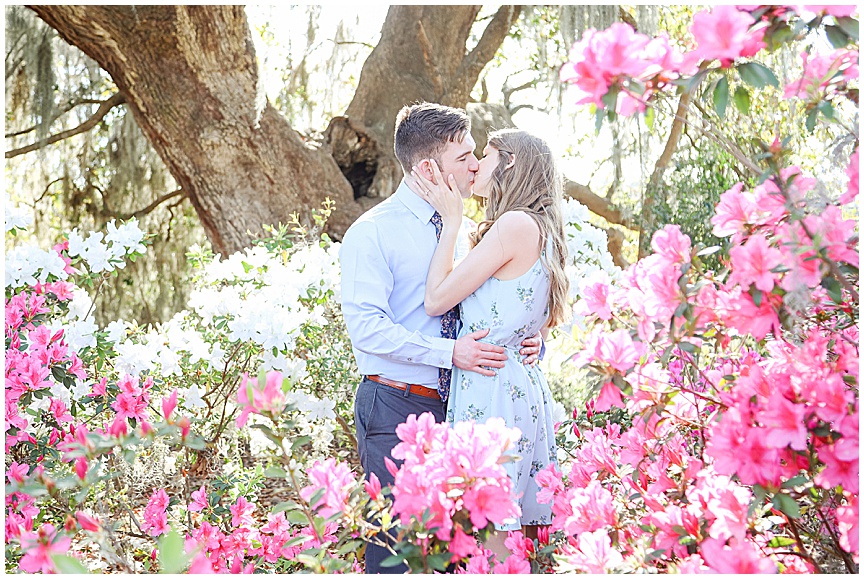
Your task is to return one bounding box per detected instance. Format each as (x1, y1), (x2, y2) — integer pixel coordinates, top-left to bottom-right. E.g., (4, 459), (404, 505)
(31, 4), (519, 255)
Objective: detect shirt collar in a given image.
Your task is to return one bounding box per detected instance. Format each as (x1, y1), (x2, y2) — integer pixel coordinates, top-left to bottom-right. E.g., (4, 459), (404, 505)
(394, 179), (436, 224)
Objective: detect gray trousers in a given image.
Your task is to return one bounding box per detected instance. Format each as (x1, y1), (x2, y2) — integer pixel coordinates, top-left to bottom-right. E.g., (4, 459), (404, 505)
(354, 377), (446, 574)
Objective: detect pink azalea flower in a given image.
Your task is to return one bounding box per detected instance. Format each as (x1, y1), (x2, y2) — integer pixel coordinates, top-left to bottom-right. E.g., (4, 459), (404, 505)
(836, 493), (858, 558)
(235, 371), (287, 427)
(112, 391), (150, 422)
(712, 184), (755, 238)
(728, 233), (783, 292)
(142, 489), (170, 537)
(6, 461), (29, 484)
(574, 279), (614, 321)
(816, 438), (859, 494)
(691, 6), (764, 65)
(189, 485), (208, 512)
(561, 480), (617, 535)
(449, 525), (481, 562)
(798, 5), (859, 18)
(674, 554), (710, 573)
(49, 397), (74, 424)
(459, 549), (492, 574)
(463, 482), (516, 530)
(89, 377), (108, 398)
(700, 537), (777, 573)
(17, 523), (72, 573)
(724, 288), (781, 341)
(758, 391), (808, 450)
(535, 463), (564, 505)
(597, 329), (640, 373)
(560, 528), (624, 573)
(230, 496), (257, 528)
(188, 551), (216, 574)
(594, 381), (625, 412)
(492, 554), (531, 574)
(651, 224), (692, 265)
(300, 458), (356, 519)
(784, 48), (859, 101)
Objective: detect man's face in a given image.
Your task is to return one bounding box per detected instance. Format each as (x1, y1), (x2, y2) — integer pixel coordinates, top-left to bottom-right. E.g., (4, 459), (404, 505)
(434, 134), (479, 199)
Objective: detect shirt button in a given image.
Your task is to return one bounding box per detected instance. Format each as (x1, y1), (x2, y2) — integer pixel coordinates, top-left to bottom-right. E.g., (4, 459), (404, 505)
(408, 357), (413, 361)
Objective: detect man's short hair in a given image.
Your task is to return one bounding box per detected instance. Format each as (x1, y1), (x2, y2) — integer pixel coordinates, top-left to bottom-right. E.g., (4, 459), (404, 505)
(394, 103), (471, 173)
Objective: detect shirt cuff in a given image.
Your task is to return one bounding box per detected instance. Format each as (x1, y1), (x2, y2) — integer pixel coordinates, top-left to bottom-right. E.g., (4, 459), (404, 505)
(428, 336), (456, 369)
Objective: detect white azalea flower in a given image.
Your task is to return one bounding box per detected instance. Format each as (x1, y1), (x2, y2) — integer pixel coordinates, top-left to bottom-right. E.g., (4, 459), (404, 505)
(64, 317), (99, 351)
(104, 319), (127, 344)
(5, 194), (33, 231)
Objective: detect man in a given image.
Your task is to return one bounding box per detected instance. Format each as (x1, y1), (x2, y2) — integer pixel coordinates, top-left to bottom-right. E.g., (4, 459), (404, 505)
(339, 102), (541, 573)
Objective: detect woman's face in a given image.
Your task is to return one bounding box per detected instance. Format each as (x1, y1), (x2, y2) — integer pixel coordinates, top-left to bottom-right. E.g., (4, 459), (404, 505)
(470, 145), (502, 199)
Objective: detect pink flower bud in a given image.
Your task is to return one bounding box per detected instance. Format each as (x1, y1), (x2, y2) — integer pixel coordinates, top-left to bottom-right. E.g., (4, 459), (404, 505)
(74, 457), (88, 480)
(178, 416), (191, 439)
(76, 511), (101, 532)
(162, 389), (178, 422)
(364, 472), (382, 501)
(140, 420), (154, 436)
(65, 515), (77, 533)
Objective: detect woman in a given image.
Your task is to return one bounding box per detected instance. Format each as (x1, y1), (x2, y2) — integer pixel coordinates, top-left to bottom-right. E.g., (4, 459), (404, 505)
(407, 128), (569, 558)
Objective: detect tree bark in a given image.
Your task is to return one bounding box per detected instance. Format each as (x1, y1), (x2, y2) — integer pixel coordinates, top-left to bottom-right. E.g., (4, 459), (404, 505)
(30, 5), (359, 256)
(325, 5), (520, 200)
(30, 5), (521, 255)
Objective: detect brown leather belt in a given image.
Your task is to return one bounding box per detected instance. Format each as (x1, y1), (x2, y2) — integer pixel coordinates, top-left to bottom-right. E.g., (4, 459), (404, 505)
(365, 375), (441, 400)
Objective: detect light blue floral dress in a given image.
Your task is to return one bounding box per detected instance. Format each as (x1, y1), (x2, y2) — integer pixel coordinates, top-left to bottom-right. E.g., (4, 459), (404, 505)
(447, 242), (558, 531)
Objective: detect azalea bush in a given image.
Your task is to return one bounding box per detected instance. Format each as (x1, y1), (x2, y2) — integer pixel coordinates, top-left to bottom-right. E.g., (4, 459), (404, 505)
(4, 4), (859, 574)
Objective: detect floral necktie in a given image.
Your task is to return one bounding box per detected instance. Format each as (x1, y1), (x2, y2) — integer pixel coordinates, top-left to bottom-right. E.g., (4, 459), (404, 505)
(430, 211), (458, 402)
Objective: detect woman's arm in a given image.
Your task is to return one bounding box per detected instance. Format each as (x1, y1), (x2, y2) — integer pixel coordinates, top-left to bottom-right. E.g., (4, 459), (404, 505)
(409, 160), (540, 316)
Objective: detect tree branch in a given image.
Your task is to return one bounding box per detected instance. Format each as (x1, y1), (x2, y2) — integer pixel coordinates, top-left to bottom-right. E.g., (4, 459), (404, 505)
(5, 98), (106, 139)
(564, 179), (637, 230)
(455, 5), (521, 95)
(638, 91), (691, 257)
(690, 99), (762, 177)
(5, 92), (126, 158)
(102, 188), (187, 221)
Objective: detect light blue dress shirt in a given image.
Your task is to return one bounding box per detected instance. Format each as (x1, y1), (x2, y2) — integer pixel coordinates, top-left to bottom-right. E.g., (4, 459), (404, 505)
(340, 181), (469, 388)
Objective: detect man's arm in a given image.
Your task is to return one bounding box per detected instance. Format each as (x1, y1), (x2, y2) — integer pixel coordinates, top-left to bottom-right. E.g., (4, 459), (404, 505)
(340, 221), (454, 369)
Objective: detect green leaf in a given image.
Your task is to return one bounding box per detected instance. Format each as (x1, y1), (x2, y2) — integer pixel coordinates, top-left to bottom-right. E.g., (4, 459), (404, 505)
(264, 466), (287, 478)
(644, 105), (655, 129)
(270, 501), (297, 513)
(752, 288), (763, 307)
(678, 341), (697, 354)
(158, 527), (190, 574)
(782, 475), (810, 489)
(601, 87), (619, 112)
(713, 76), (729, 119)
(51, 554), (89, 574)
(820, 276), (843, 304)
(427, 552), (451, 571)
(380, 554), (407, 568)
(825, 25), (849, 48)
(733, 86), (751, 114)
(768, 536), (797, 548)
(772, 493), (801, 519)
(817, 100), (834, 120)
(805, 107), (818, 132)
(285, 509), (310, 525)
(738, 62), (779, 88)
(836, 16), (859, 40)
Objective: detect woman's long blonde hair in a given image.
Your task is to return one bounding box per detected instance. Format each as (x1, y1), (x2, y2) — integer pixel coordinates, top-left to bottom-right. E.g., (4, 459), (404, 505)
(471, 129), (570, 328)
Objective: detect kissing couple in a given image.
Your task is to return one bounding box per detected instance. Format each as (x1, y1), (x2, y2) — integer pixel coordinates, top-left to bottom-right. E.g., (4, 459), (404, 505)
(340, 102), (569, 573)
